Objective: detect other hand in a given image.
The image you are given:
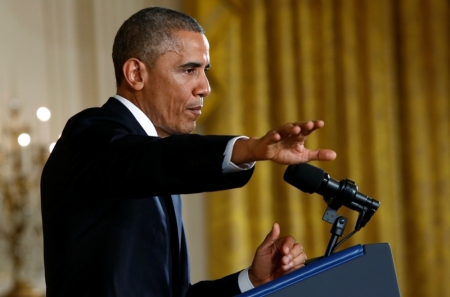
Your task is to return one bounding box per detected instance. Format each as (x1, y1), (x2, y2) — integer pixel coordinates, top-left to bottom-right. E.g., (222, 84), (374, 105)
(248, 223), (307, 287)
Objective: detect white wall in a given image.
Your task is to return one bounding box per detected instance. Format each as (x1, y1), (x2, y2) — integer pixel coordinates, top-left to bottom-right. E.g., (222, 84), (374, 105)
(0, 0), (208, 293)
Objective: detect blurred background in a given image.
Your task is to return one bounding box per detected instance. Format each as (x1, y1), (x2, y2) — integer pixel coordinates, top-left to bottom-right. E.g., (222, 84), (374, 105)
(0, 0), (449, 296)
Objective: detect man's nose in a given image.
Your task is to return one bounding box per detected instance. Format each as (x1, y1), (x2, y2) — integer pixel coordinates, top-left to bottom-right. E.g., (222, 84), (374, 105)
(195, 71), (211, 98)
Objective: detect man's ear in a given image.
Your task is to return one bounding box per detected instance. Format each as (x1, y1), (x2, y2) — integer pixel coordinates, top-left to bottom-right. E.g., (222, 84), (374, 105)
(122, 58), (147, 91)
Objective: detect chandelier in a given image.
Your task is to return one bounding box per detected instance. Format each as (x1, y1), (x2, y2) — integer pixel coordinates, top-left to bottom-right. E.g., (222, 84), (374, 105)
(0, 99), (54, 297)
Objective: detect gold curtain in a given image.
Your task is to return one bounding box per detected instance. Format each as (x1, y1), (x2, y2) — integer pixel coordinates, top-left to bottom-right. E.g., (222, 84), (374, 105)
(183, 0), (450, 296)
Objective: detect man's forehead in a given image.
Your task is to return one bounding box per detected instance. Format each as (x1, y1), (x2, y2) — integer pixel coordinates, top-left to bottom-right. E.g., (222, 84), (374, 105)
(151, 30), (210, 68)
(170, 30), (209, 51)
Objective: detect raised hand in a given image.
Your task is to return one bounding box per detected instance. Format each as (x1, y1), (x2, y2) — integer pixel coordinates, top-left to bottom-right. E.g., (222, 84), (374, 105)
(232, 121), (336, 165)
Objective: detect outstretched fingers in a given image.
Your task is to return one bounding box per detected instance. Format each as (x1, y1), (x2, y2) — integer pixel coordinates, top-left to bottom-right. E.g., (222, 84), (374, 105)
(279, 121), (325, 138)
(265, 121), (324, 140)
(250, 120), (335, 164)
(272, 124), (301, 139)
(296, 120), (324, 136)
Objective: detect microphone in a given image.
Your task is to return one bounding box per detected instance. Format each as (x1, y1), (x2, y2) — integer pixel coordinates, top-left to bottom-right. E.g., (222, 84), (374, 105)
(284, 163), (380, 229)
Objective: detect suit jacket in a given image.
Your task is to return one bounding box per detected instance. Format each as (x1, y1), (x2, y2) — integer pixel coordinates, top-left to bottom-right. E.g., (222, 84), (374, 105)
(41, 98), (254, 297)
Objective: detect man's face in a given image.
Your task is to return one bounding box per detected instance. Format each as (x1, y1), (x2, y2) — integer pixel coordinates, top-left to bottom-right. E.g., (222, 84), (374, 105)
(142, 30), (211, 137)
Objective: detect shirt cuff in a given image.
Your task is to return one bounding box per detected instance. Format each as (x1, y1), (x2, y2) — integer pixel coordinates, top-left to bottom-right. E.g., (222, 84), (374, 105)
(222, 136), (256, 174)
(238, 268), (254, 293)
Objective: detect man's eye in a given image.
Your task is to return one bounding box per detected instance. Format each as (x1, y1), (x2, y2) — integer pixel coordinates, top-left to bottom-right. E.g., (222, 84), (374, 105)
(185, 69), (195, 74)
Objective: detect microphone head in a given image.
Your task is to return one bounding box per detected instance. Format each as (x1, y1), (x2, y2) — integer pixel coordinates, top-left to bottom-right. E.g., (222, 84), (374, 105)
(284, 163), (325, 194)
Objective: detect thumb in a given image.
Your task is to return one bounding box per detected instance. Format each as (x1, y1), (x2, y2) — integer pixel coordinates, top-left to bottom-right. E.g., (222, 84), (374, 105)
(260, 223), (280, 249)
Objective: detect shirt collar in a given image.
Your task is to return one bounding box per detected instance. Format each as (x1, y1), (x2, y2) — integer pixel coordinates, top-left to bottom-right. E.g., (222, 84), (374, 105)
(112, 95), (158, 137)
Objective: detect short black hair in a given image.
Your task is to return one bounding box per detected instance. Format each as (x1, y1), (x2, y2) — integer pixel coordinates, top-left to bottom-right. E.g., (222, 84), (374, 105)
(112, 7), (204, 86)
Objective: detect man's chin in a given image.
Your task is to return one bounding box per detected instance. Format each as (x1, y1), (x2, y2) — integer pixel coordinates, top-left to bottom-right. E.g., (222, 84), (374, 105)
(172, 122), (197, 135)
(185, 122), (196, 134)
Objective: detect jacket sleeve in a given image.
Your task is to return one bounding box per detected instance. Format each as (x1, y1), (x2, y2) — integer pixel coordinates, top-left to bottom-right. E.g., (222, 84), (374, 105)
(43, 110), (254, 200)
(187, 272), (242, 297)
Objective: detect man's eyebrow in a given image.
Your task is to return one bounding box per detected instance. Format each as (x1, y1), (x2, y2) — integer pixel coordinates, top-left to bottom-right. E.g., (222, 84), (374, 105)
(179, 62), (211, 70)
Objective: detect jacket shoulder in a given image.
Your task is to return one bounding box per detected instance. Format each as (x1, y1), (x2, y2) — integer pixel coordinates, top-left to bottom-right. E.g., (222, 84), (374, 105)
(61, 98), (143, 137)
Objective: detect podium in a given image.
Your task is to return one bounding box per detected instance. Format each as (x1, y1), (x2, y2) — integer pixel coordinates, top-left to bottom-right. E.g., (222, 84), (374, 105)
(237, 243), (400, 297)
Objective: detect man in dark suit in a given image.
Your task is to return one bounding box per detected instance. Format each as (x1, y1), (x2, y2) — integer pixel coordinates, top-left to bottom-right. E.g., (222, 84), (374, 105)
(40, 7), (336, 297)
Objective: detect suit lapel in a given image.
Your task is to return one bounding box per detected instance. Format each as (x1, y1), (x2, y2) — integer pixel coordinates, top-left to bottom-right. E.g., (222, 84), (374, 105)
(104, 98), (183, 239)
(167, 196), (182, 297)
(103, 97), (183, 291)
(171, 195), (183, 249)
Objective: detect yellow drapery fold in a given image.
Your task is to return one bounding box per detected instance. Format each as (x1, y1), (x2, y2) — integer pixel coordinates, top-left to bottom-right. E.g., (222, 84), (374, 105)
(183, 1), (450, 296)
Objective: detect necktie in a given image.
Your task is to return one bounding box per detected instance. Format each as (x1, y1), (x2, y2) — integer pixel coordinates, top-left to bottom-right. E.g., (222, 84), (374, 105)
(159, 195), (180, 296)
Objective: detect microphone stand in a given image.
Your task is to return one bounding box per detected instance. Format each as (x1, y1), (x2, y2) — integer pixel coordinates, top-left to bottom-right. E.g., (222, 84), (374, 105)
(325, 215), (348, 256)
(305, 206), (348, 265)
(322, 205), (348, 257)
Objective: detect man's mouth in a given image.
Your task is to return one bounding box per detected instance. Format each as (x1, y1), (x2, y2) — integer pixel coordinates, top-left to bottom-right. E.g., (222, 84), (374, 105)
(187, 106), (202, 116)
(187, 97), (203, 116)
